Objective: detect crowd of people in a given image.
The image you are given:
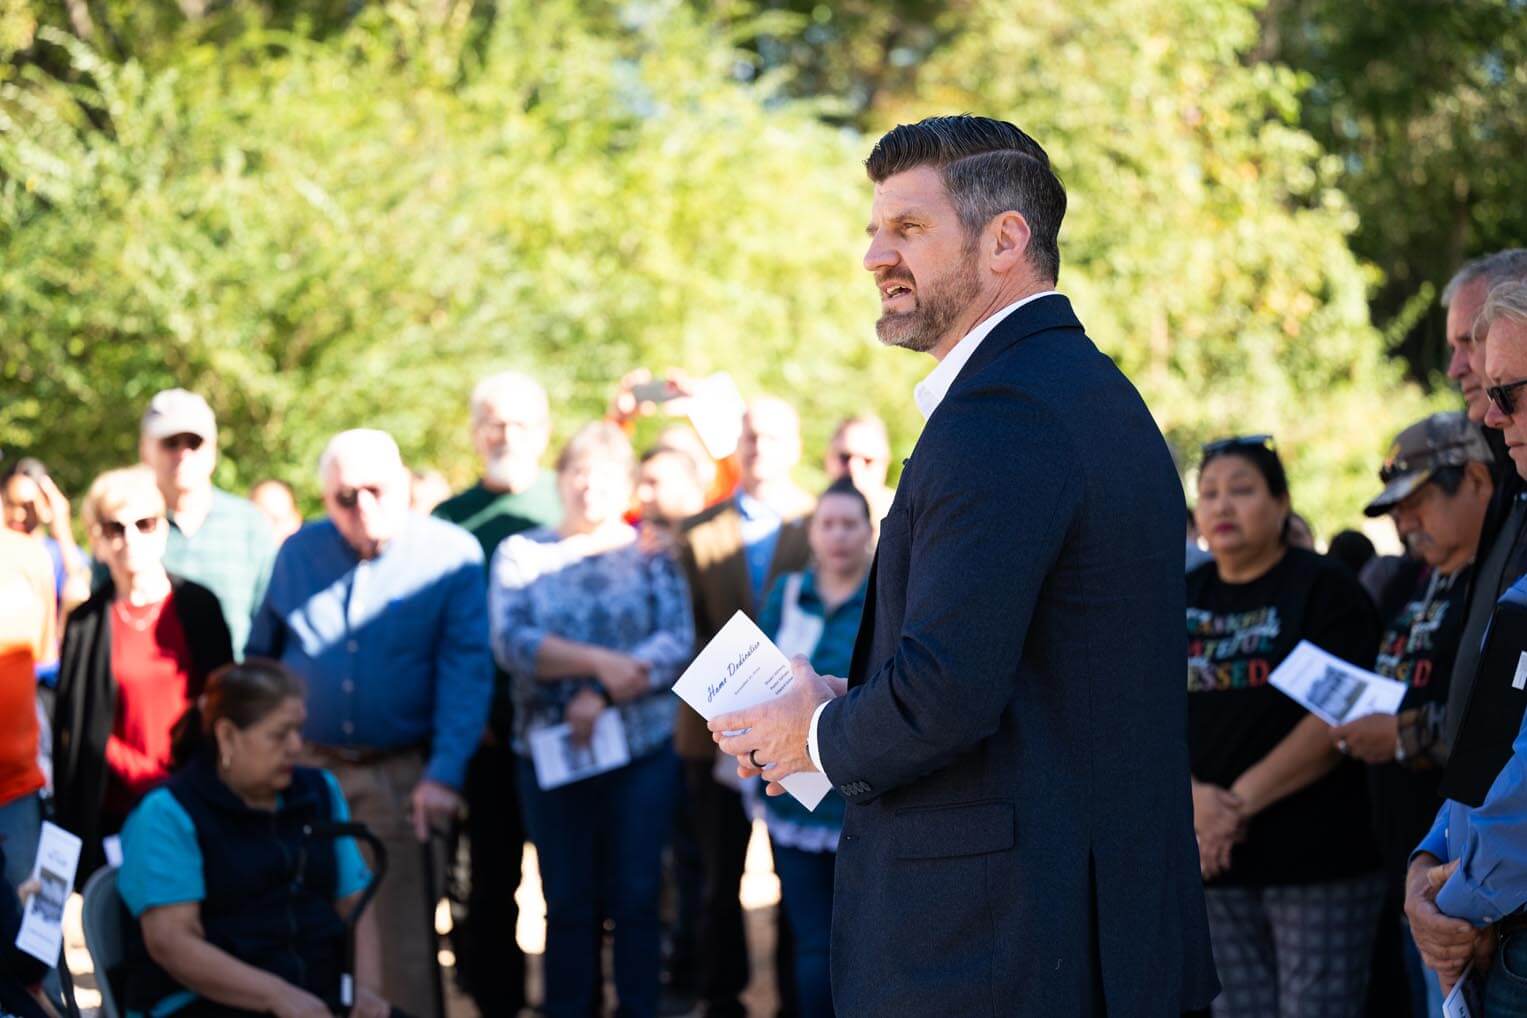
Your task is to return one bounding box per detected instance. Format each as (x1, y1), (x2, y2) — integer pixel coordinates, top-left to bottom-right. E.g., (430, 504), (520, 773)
(0, 367), (890, 1018)
(3, 181), (1527, 1018)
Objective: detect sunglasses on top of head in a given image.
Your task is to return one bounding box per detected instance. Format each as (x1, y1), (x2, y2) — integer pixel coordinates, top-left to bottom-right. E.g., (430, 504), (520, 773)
(1200, 434), (1277, 461)
(98, 516), (162, 539)
(1487, 379), (1527, 418)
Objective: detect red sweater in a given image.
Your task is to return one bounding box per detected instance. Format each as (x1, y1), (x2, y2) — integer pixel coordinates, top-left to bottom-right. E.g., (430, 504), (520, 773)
(106, 590), (193, 814)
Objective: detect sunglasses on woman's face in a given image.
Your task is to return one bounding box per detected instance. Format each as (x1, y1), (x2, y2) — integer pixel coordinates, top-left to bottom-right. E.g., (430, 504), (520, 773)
(1487, 378), (1527, 418)
(99, 516), (161, 540)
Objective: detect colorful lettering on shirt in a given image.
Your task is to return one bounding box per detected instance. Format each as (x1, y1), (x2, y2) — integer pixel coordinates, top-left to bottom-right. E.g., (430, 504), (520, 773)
(1186, 606), (1282, 692)
(1376, 579), (1459, 690)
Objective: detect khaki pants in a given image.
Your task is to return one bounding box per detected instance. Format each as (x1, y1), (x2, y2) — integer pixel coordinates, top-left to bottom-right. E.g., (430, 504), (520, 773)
(303, 747), (441, 1018)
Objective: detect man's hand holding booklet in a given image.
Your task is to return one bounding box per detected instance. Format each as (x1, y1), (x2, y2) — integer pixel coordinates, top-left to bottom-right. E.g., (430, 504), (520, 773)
(672, 611), (833, 810)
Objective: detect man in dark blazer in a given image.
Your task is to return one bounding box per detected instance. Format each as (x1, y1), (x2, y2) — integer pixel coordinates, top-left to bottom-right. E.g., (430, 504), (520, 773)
(712, 116), (1219, 1015)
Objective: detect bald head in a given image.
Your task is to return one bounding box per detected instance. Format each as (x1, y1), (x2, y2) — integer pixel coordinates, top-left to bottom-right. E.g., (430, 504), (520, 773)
(318, 429), (409, 558)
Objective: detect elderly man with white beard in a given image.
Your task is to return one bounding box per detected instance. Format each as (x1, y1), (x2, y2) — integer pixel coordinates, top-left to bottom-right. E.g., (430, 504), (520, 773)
(433, 370), (562, 1015)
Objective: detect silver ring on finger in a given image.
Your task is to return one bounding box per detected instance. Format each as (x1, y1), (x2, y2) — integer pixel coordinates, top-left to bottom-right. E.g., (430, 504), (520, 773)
(1337, 738), (1350, 755)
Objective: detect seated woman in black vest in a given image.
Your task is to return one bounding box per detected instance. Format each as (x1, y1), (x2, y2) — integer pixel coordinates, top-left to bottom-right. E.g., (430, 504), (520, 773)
(118, 659), (390, 1018)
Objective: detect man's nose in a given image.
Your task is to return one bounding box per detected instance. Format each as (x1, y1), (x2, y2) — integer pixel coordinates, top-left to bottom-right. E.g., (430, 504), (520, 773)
(863, 234), (897, 273)
(1447, 346), (1470, 381)
(1486, 400), (1510, 429)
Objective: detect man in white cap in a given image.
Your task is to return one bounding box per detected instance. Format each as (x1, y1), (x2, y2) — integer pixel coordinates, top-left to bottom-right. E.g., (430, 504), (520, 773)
(139, 388), (275, 655)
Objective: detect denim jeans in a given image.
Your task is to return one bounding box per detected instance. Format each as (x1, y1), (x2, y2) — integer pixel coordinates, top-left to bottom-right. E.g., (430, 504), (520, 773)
(1400, 918), (1445, 1018)
(1487, 928), (1527, 1017)
(517, 744), (680, 1018)
(772, 844), (836, 1018)
(0, 793), (41, 889)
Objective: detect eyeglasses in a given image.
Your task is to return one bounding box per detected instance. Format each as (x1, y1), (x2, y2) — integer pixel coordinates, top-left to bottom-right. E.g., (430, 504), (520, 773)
(333, 485), (385, 510)
(1201, 434), (1277, 460)
(1487, 379), (1527, 418)
(98, 516), (162, 540)
(159, 434), (205, 452)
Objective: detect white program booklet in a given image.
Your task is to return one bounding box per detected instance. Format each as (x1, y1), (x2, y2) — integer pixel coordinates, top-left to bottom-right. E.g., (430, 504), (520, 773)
(15, 821), (82, 964)
(672, 611), (832, 810)
(528, 708), (631, 790)
(1443, 963), (1484, 1018)
(1268, 639), (1409, 726)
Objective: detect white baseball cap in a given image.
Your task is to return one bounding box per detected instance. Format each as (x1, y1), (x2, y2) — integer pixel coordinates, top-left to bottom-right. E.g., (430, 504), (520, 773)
(141, 388), (217, 442)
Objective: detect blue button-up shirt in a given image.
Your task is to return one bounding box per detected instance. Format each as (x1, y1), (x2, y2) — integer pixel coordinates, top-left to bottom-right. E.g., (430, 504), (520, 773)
(245, 514), (492, 789)
(1416, 576), (1527, 925)
(735, 491), (782, 605)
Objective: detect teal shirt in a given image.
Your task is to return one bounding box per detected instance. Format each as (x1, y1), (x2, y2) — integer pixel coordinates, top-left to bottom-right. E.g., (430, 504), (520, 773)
(757, 568), (868, 843)
(118, 771), (370, 1018)
(163, 489), (276, 658)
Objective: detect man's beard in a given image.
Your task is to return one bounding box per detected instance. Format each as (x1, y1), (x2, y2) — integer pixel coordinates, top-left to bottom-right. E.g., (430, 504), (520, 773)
(875, 247), (982, 353)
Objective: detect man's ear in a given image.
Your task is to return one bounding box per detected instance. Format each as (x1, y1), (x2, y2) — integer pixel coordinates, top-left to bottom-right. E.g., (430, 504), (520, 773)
(987, 211), (1033, 274)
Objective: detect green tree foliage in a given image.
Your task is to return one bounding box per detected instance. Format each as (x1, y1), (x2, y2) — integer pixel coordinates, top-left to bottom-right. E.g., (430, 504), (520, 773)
(1256, 0), (1527, 378)
(0, 0), (1452, 531)
(2, 1), (915, 507)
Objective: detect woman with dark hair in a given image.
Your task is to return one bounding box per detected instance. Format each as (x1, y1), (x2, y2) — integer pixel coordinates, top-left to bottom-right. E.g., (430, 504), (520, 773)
(1187, 435), (1384, 1017)
(118, 658), (389, 1018)
(54, 466), (235, 879)
(753, 477), (873, 1018)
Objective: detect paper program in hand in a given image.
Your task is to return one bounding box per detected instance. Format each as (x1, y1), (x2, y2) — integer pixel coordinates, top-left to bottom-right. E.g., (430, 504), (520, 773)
(672, 611), (832, 810)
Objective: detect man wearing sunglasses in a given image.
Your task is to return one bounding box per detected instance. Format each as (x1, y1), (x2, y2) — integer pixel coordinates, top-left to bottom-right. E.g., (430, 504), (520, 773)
(823, 414), (894, 528)
(1406, 282), (1527, 1012)
(247, 428), (491, 1018)
(139, 388), (276, 657)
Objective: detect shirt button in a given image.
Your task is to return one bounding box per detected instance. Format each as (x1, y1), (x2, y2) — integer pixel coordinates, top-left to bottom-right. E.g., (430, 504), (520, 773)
(342, 680), (355, 693)
(346, 639), (359, 653)
(341, 721), (354, 736)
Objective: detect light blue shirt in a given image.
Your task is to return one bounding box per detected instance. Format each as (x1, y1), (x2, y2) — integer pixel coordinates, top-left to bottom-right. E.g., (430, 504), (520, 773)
(1416, 576), (1527, 925)
(246, 514), (492, 789)
(735, 491), (782, 605)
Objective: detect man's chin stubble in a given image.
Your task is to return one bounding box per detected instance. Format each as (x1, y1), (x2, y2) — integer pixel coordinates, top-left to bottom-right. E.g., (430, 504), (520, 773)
(876, 313), (939, 353)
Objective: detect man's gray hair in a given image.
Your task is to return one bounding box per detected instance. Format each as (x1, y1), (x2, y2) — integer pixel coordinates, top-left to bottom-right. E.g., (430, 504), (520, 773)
(470, 371), (549, 425)
(1442, 249), (1527, 308)
(317, 429), (404, 484)
(1481, 281), (1527, 336)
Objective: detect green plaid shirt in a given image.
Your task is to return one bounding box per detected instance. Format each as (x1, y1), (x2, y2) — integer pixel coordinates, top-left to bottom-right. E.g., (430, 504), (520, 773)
(163, 488), (276, 656)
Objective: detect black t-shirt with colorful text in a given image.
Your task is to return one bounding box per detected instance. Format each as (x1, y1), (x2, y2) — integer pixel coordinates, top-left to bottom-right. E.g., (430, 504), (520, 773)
(1368, 564), (1471, 883)
(1187, 547), (1381, 886)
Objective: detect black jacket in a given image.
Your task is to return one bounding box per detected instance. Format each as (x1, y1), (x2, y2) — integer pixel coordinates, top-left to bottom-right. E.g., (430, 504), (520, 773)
(817, 295), (1218, 1015)
(53, 576), (233, 880)
(125, 757), (347, 1017)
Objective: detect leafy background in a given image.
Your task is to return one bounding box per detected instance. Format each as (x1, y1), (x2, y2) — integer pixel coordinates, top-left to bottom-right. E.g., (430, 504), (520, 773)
(3, 0), (1521, 531)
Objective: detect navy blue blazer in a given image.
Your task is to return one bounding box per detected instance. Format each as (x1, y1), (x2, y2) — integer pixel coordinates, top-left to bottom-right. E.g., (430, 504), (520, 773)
(817, 295), (1219, 1016)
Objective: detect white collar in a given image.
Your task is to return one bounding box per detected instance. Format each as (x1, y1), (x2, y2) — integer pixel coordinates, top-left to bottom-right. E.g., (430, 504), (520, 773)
(912, 290), (1059, 420)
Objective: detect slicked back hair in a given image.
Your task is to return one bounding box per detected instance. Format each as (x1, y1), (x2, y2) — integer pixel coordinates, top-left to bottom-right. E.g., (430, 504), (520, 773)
(865, 115), (1067, 282)
(1442, 248), (1527, 308)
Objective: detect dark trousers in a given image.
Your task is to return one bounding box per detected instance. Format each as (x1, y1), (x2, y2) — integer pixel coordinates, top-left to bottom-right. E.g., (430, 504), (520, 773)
(519, 746), (680, 1018)
(684, 759), (751, 1017)
(772, 845), (836, 1018)
(456, 740), (527, 1016)
(1486, 927), (1527, 1016)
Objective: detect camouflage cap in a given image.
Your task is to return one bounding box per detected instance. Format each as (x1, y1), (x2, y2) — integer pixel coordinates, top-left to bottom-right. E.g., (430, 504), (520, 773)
(1363, 411), (1492, 517)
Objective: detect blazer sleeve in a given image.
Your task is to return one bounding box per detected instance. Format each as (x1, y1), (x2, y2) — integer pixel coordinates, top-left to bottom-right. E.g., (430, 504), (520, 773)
(817, 388), (1082, 801)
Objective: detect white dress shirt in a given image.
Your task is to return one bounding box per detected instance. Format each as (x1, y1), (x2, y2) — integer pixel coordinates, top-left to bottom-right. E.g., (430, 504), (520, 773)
(805, 290), (1060, 778)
